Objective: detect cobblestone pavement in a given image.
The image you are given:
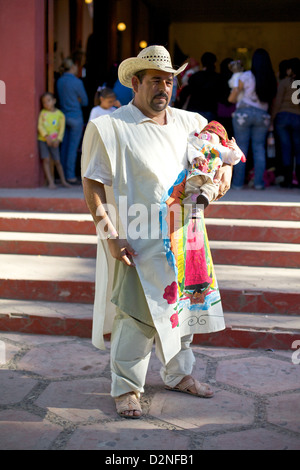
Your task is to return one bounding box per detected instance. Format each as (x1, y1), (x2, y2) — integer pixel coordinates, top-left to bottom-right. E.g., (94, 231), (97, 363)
(0, 332), (300, 451)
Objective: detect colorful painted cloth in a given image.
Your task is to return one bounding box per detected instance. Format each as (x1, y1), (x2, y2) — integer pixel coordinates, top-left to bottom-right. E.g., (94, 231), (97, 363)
(160, 169), (223, 331)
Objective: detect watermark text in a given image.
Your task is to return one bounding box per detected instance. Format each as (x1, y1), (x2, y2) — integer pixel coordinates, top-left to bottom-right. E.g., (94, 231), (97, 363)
(0, 340), (6, 365)
(0, 80), (6, 104)
(291, 340), (300, 365)
(292, 80), (300, 105)
(95, 198), (205, 250)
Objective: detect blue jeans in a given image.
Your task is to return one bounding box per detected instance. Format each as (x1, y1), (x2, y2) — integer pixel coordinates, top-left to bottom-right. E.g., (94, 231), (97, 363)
(232, 105), (270, 188)
(274, 111), (300, 184)
(60, 116), (84, 180)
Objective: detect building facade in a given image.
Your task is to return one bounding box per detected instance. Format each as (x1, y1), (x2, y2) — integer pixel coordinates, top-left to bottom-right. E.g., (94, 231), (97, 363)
(0, 0), (299, 188)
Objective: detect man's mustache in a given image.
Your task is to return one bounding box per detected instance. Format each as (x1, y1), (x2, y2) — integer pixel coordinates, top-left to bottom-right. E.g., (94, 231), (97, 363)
(154, 92), (168, 100)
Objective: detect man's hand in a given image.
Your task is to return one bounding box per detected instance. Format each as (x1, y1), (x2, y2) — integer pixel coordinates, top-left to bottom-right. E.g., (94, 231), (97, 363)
(82, 177), (138, 266)
(107, 238), (137, 267)
(213, 163), (233, 200)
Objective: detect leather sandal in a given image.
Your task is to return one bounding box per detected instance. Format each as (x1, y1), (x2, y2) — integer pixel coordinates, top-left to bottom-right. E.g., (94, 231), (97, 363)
(115, 392), (142, 419)
(165, 375), (214, 398)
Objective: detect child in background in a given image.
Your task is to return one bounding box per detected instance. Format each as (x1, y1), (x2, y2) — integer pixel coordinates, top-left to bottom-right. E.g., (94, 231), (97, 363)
(228, 60), (244, 104)
(88, 86), (120, 121)
(38, 92), (71, 189)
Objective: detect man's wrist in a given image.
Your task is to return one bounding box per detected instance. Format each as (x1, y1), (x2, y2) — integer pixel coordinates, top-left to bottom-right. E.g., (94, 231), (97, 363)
(106, 230), (118, 240)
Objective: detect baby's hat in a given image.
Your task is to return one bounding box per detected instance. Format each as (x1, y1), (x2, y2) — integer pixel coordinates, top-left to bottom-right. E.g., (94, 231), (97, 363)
(202, 120), (246, 163)
(201, 121), (229, 147)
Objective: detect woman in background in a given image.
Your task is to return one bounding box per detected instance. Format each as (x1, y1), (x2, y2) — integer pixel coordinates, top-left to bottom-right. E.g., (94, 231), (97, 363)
(272, 58), (300, 188)
(56, 58), (88, 185)
(229, 48), (277, 189)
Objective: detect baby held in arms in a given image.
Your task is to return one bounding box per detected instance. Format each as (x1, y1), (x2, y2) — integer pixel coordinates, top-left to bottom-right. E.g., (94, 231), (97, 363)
(184, 120), (246, 214)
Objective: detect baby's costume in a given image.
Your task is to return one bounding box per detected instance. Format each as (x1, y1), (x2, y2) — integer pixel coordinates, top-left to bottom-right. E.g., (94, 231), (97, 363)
(184, 121), (245, 212)
(182, 121), (245, 301)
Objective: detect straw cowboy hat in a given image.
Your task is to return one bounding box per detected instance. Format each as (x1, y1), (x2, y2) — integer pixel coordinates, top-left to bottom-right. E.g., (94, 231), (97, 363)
(118, 45), (188, 88)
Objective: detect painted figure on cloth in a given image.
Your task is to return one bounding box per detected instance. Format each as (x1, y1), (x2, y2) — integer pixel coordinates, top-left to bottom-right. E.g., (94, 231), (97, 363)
(161, 170), (221, 331)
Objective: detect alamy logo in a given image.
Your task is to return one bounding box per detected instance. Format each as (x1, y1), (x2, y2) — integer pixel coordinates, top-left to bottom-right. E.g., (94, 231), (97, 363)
(95, 198), (204, 250)
(0, 340), (5, 364)
(0, 80), (6, 104)
(291, 340), (300, 365)
(291, 80), (300, 105)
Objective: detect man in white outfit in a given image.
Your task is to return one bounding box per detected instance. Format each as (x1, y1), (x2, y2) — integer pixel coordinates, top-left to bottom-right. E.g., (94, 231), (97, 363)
(81, 46), (232, 418)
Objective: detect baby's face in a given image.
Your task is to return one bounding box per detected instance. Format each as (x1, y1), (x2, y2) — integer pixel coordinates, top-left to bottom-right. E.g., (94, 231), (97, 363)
(199, 131), (220, 146)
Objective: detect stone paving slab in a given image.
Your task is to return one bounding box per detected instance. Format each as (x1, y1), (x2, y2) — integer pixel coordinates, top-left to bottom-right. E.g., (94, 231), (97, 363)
(0, 332), (299, 451)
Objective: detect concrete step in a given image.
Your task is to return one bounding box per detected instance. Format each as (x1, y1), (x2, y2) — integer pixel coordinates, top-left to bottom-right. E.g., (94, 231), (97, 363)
(0, 254), (95, 304)
(206, 218), (300, 244)
(0, 298), (298, 350)
(0, 189), (88, 214)
(0, 232), (97, 258)
(1, 190), (299, 351)
(1, 233), (299, 269)
(205, 201), (300, 221)
(0, 196), (89, 214)
(1, 212), (300, 244)
(210, 240), (300, 268)
(1, 193), (300, 221)
(0, 298), (93, 338)
(0, 255), (299, 315)
(0, 211), (95, 235)
(194, 311), (300, 350)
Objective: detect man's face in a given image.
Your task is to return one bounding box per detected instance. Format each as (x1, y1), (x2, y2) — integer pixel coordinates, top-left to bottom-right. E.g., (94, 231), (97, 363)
(133, 69), (174, 116)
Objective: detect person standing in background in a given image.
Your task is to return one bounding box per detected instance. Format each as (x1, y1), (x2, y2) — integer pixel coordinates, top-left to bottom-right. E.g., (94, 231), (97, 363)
(217, 58), (236, 139)
(57, 58), (88, 185)
(228, 48), (277, 190)
(272, 58), (300, 188)
(89, 87), (120, 121)
(37, 92), (71, 189)
(186, 52), (221, 122)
